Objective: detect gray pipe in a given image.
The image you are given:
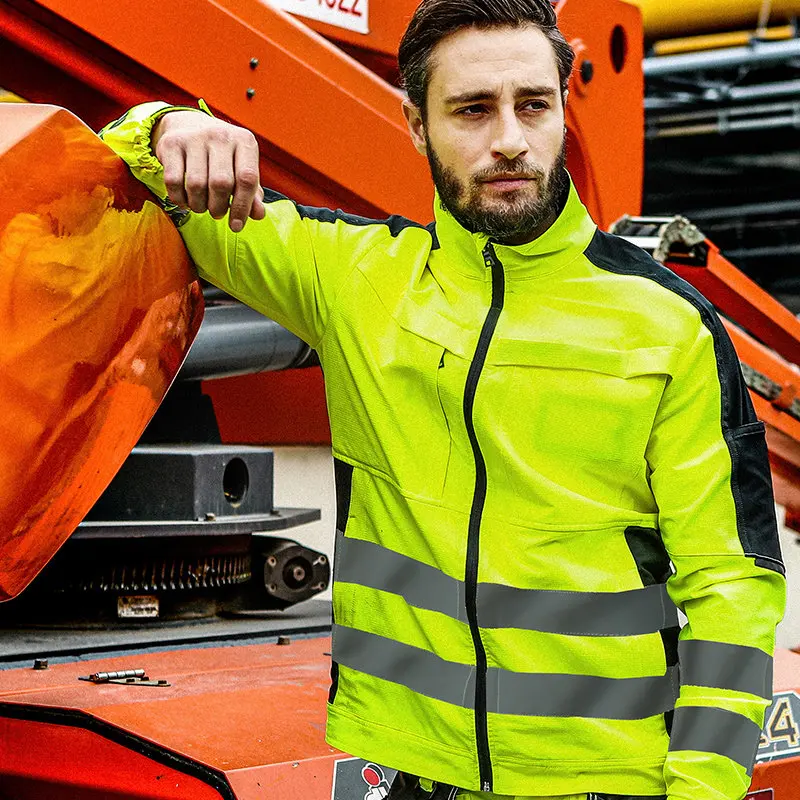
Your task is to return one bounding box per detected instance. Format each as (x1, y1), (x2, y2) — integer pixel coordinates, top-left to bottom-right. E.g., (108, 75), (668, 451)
(644, 38), (800, 77)
(178, 299), (316, 381)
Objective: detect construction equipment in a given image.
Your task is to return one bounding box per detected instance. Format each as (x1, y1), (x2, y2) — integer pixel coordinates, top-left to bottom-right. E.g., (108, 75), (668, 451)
(0, 0), (798, 798)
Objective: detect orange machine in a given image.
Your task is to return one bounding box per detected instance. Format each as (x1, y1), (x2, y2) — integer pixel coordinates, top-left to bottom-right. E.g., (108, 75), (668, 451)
(0, 1), (799, 799)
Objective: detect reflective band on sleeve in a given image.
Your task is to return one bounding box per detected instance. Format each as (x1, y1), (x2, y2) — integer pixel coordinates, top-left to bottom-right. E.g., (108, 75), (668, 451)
(679, 639), (773, 698)
(669, 705), (762, 774)
(335, 533), (677, 636)
(332, 624), (678, 719)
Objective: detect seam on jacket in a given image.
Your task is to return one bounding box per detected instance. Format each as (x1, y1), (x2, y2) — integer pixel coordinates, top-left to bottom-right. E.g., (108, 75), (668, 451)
(583, 229), (782, 573)
(329, 705), (472, 756)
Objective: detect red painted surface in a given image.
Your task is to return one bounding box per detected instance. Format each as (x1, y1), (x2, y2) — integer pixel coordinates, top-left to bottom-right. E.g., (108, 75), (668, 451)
(0, 104), (202, 600)
(0, 636), (350, 799)
(1, 641), (800, 798)
(0, 717), (226, 800)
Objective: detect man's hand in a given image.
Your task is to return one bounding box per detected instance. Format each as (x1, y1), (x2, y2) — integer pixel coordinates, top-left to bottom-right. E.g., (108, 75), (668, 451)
(151, 110), (266, 233)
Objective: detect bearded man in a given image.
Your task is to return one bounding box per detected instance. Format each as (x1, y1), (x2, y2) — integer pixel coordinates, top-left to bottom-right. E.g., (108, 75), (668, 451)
(100, 1), (785, 799)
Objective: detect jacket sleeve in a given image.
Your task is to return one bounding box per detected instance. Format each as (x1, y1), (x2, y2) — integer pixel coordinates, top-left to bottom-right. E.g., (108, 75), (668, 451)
(645, 307), (787, 800)
(99, 101), (393, 347)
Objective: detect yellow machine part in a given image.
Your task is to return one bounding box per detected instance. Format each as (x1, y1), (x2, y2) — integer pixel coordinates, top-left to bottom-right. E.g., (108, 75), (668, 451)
(652, 24), (796, 55)
(627, 0), (800, 39)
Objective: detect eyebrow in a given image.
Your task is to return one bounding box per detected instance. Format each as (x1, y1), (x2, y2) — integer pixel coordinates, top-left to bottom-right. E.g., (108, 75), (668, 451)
(444, 86), (558, 106)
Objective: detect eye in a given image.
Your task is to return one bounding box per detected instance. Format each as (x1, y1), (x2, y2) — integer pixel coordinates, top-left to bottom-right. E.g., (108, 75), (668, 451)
(520, 100), (549, 112)
(456, 104), (487, 117)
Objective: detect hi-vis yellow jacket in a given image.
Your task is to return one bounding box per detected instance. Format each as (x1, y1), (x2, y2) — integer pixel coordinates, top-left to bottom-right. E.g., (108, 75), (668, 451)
(101, 103), (786, 800)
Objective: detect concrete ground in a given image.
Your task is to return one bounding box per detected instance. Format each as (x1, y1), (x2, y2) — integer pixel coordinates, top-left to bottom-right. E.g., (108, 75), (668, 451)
(272, 445), (800, 649)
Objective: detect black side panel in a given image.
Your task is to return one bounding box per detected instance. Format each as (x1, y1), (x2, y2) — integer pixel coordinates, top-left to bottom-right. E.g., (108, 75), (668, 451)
(624, 526), (678, 735)
(727, 423), (784, 573)
(262, 188), (432, 240)
(330, 458), (355, 704)
(586, 231), (784, 575)
(334, 459), (355, 536)
(624, 526), (671, 586)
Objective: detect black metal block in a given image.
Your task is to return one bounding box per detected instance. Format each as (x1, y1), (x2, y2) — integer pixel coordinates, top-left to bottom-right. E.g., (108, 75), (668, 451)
(87, 445), (274, 521)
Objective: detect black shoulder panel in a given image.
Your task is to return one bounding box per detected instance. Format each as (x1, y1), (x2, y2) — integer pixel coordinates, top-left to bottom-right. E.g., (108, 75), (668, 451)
(262, 188), (435, 242)
(585, 230), (784, 575)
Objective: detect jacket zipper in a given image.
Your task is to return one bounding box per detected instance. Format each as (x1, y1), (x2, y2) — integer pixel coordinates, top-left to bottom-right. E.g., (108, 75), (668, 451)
(463, 242), (505, 792)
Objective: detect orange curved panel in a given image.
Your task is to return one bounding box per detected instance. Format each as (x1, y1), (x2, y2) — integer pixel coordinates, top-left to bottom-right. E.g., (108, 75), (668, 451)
(0, 104), (203, 601)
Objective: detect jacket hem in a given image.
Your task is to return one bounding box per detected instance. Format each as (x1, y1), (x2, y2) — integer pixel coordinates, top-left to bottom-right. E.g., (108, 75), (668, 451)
(326, 705), (667, 795)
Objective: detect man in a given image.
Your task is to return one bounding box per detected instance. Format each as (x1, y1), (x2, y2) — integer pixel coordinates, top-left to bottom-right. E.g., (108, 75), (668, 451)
(99, 1), (786, 799)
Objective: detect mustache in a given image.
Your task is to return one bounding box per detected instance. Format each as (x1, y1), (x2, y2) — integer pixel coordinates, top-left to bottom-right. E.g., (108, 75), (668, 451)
(474, 161), (545, 183)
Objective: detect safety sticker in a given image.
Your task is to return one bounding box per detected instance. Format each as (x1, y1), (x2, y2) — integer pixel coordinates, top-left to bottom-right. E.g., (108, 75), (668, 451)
(331, 757), (396, 800)
(745, 790), (773, 799)
(756, 691), (800, 763)
(263, 0), (369, 35)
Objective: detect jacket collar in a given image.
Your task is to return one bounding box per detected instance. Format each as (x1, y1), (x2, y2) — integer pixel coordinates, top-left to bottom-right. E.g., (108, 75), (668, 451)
(431, 173), (597, 280)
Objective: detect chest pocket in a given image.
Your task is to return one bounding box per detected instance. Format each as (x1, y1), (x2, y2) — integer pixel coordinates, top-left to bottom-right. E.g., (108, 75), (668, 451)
(489, 340), (679, 467)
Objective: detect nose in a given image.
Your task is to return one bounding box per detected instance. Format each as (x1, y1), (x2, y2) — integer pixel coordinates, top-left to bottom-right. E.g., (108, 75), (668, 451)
(491, 108), (529, 161)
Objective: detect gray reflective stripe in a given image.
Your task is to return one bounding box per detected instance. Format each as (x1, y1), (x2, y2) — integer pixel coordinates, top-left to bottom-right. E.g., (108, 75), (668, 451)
(335, 533), (677, 636)
(478, 582), (678, 636)
(679, 639), (773, 698)
(336, 533), (467, 622)
(669, 705), (762, 774)
(332, 624), (678, 719)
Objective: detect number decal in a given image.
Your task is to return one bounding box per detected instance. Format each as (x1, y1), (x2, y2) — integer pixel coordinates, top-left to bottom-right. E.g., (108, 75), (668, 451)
(758, 692), (800, 763)
(766, 696), (800, 747)
(351, 0), (363, 16)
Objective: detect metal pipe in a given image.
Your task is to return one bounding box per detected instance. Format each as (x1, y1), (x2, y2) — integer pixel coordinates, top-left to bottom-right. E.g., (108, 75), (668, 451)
(652, 25), (797, 56)
(628, 0), (800, 39)
(651, 99), (800, 124)
(647, 79), (800, 110)
(178, 300), (315, 381)
(644, 38), (800, 77)
(679, 199), (800, 220)
(648, 112), (800, 138)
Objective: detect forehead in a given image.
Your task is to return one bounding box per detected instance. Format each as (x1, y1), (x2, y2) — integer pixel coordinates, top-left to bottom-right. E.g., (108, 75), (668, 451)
(427, 24), (560, 100)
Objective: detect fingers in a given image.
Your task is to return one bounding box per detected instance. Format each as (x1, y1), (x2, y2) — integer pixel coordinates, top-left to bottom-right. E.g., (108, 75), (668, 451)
(153, 111), (262, 231)
(160, 137), (189, 209)
(207, 142), (236, 220)
(229, 134), (262, 233)
(184, 143), (209, 214)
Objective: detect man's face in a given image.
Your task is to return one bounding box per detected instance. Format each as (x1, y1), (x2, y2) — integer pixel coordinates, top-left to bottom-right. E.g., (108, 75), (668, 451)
(403, 24), (569, 245)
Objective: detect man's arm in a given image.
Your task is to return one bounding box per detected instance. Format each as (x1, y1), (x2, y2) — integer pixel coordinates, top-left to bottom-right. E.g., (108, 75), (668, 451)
(646, 309), (786, 800)
(99, 102), (393, 346)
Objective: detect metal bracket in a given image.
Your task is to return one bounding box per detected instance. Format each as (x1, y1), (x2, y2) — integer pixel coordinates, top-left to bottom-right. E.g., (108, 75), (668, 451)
(79, 669), (170, 687)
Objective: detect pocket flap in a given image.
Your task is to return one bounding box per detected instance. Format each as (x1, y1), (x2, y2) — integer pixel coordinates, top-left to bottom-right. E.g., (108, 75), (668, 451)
(488, 340), (681, 378)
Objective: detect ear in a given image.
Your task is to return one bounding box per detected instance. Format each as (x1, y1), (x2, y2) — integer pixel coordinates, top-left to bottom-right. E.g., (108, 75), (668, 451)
(402, 100), (428, 157)
(562, 89), (569, 111)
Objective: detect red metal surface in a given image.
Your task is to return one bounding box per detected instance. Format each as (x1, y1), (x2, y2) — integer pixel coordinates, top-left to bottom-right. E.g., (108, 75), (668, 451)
(668, 246), (800, 370)
(748, 649), (800, 800)
(0, 717), (227, 799)
(1, 638), (799, 798)
(0, 637), (344, 799)
(0, 0), (645, 447)
(0, 104), (203, 601)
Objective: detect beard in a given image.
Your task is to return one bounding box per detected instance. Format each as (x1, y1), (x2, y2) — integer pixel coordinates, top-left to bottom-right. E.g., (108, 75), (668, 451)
(426, 135), (569, 245)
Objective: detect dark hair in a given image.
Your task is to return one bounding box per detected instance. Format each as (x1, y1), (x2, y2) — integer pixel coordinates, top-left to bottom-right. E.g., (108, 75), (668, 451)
(398, 0), (575, 115)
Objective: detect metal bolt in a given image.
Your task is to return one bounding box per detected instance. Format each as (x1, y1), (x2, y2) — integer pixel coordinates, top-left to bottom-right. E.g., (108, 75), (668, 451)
(246, 87), (256, 99)
(204, 512), (216, 521)
(268, 583), (278, 592)
(292, 565), (307, 582)
(33, 659), (48, 670)
(267, 556), (278, 568)
(277, 636), (291, 646)
(250, 57), (259, 69)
